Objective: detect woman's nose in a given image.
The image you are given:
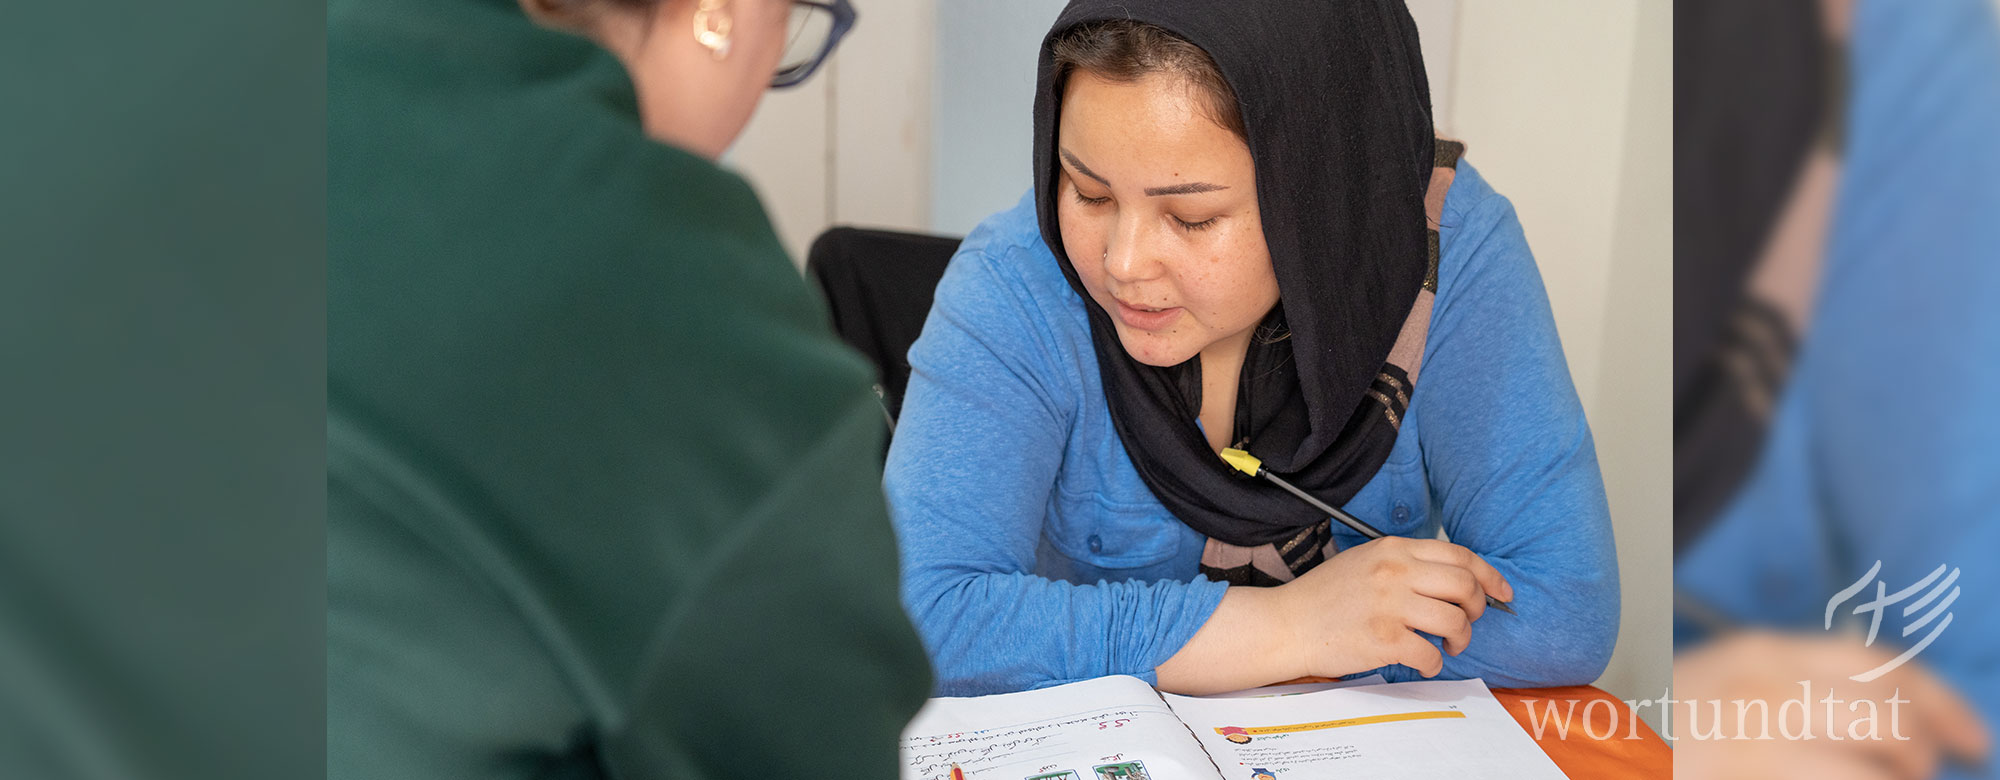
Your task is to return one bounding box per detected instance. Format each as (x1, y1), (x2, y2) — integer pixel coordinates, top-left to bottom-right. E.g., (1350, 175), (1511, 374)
(1102, 220), (1163, 283)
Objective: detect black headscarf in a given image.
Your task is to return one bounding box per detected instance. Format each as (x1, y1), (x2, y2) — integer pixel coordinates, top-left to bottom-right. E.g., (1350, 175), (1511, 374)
(1032, 0), (1436, 548)
(1672, 0), (1831, 552)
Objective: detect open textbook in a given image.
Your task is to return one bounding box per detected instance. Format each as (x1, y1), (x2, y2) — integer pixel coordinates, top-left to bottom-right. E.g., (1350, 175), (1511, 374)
(899, 675), (1568, 780)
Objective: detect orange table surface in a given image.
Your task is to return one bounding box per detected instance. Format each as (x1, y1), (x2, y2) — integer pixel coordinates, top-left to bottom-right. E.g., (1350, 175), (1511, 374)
(1490, 685), (1671, 778)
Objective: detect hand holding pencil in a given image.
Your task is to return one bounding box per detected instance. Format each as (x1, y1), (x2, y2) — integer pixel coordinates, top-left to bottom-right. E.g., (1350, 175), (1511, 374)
(1220, 448), (1516, 615)
(1210, 448), (1518, 680)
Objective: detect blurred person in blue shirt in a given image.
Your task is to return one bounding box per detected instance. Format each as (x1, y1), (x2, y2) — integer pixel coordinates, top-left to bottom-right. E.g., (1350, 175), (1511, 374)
(1674, 0), (2000, 776)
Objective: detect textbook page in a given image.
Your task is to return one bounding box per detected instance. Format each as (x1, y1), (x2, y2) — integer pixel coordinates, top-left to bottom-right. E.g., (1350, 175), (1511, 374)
(899, 675), (1223, 780)
(1161, 678), (1569, 780)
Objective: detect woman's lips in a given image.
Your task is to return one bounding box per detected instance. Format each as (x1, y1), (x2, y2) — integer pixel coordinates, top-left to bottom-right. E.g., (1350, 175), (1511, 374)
(1113, 298), (1183, 330)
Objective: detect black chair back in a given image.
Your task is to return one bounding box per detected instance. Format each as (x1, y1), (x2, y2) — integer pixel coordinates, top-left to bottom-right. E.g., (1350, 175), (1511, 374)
(805, 227), (961, 429)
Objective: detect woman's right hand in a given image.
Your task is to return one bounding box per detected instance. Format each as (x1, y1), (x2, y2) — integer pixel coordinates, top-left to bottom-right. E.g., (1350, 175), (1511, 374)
(1276, 536), (1514, 679)
(1672, 631), (1990, 780)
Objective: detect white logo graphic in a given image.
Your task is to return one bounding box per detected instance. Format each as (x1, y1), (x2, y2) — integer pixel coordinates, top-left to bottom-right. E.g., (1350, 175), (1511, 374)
(1825, 561), (1960, 682)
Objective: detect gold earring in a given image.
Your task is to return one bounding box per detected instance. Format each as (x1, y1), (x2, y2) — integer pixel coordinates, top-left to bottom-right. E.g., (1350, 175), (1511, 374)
(693, 0), (732, 60)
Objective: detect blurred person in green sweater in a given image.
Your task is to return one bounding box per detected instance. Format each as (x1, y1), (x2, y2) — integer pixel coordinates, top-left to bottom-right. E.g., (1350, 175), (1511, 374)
(328, 0), (931, 777)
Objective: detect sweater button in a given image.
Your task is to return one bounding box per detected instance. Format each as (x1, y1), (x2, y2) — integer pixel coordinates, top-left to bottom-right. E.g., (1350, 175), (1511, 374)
(1088, 534), (1103, 554)
(1393, 505), (1411, 522)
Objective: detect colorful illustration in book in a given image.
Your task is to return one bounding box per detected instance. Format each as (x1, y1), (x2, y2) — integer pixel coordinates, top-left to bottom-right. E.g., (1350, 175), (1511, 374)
(1218, 725), (1253, 744)
(1091, 761), (1150, 780)
(1249, 769), (1277, 780)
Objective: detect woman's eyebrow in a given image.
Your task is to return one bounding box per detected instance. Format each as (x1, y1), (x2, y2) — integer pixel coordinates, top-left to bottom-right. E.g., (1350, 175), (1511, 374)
(1059, 148), (1110, 186)
(1143, 182), (1228, 196)
(1059, 148), (1229, 197)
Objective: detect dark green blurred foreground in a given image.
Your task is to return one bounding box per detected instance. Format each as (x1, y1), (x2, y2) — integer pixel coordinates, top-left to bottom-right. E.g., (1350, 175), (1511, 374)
(0, 2), (326, 778)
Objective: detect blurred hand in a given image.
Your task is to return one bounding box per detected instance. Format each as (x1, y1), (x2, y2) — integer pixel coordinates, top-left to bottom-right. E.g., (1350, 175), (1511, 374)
(1674, 631), (1991, 780)
(1276, 536), (1513, 679)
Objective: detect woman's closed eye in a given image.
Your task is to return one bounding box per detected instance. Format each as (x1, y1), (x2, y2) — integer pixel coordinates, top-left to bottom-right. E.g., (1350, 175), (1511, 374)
(1172, 214), (1219, 232)
(1073, 189), (1112, 207)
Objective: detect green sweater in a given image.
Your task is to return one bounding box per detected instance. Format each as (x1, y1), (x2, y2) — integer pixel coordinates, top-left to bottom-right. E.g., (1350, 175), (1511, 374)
(328, 0), (932, 777)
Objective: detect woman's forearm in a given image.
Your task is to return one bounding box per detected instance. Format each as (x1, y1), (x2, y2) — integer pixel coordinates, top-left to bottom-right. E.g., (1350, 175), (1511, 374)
(1153, 585), (1301, 695)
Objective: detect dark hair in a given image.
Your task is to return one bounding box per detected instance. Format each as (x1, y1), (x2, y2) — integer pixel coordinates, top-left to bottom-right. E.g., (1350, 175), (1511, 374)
(1049, 19), (1246, 140)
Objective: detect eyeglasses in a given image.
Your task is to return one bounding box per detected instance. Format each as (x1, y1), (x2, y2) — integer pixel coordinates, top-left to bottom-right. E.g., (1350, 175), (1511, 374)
(772, 0), (856, 89)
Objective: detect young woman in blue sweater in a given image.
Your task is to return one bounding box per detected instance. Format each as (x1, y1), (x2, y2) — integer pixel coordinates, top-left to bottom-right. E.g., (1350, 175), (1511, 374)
(888, 0), (1620, 696)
